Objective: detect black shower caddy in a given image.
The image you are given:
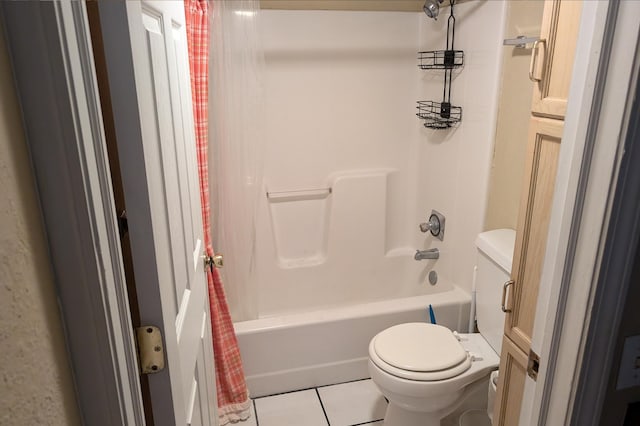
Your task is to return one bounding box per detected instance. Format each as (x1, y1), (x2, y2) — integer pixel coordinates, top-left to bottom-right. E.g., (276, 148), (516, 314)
(416, 0), (463, 129)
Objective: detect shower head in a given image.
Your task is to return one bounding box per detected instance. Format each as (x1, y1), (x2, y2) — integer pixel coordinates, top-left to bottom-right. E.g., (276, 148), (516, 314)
(423, 0), (444, 20)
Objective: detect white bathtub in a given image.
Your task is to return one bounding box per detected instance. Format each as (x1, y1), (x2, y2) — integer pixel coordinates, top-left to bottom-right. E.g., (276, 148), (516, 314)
(234, 287), (471, 397)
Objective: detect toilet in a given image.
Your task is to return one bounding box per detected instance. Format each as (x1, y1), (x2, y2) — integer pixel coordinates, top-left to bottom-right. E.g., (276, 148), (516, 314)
(368, 229), (516, 426)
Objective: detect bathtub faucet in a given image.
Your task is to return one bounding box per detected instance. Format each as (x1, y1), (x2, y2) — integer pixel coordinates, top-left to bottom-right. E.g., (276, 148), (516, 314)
(414, 248), (439, 261)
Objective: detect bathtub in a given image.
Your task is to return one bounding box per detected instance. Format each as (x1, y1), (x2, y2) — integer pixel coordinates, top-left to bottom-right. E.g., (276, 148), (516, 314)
(234, 287), (471, 397)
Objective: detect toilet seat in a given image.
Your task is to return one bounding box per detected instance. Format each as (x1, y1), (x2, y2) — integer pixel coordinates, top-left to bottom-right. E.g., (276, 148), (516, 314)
(370, 323), (472, 381)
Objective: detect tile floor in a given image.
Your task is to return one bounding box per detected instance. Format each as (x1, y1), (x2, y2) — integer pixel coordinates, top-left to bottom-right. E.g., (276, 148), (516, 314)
(245, 378), (387, 426)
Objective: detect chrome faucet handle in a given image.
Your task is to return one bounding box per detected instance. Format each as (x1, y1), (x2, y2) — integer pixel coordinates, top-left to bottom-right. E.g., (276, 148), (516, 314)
(419, 210), (446, 241)
(419, 214), (440, 235)
(419, 221), (432, 233)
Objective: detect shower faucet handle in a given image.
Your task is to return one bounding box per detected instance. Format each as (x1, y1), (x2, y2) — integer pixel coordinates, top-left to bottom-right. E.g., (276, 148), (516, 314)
(419, 210), (446, 241)
(419, 217), (439, 234)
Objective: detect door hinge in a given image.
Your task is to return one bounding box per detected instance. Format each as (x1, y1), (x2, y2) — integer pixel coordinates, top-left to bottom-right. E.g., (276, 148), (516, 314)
(135, 326), (165, 374)
(527, 349), (540, 381)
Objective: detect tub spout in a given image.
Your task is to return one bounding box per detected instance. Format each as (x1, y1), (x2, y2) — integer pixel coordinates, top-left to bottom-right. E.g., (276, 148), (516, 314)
(415, 248), (439, 260)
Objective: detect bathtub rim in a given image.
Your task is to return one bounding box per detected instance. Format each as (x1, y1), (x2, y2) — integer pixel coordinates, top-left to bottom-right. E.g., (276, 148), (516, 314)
(234, 286), (471, 335)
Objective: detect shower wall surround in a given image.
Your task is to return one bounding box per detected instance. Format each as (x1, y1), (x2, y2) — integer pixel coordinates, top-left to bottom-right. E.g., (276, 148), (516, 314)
(233, 4), (506, 320)
(416, 1), (507, 307)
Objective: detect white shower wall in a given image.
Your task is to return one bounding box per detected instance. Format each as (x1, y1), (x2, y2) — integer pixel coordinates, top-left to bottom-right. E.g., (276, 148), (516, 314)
(415, 1), (507, 304)
(247, 4), (506, 319)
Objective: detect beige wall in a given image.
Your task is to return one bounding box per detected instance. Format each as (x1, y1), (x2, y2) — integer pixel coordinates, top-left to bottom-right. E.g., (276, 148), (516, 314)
(260, 0), (472, 11)
(0, 24), (81, 426)
(484, 1), (544, 231)
(261, 0), (424, 11)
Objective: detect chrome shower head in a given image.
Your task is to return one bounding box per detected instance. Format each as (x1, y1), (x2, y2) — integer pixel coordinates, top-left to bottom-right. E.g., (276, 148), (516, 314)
(423, 0), (444, 20)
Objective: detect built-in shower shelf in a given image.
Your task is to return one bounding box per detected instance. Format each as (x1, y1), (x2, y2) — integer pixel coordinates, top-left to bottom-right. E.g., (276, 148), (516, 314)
(267, 187), (332, 202)
(417, 50), (464, 70)
(416, 101), (462, 129)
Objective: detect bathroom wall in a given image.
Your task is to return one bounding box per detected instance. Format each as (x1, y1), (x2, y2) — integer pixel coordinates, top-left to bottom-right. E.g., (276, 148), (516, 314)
(484, 1), (545, 231)
(254, 10), (425, 318)
(260, 0), (477, 12)
(261, 0), (424, 12)
(415, 0), (507, 298)
(0, 28), (80, 425)
(244, 3), (506, 319)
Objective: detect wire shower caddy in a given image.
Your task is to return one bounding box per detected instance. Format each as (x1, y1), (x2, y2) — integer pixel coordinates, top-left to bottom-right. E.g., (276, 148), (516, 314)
(417, 49), (464, 70)
(417, 0), (463, 129)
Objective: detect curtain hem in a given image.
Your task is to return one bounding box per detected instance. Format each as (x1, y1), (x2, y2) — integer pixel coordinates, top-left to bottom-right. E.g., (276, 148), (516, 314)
(218, 398), (252, 425)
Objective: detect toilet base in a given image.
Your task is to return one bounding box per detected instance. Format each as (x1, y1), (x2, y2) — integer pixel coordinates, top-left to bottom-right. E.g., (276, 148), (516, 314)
(378, 376), (493, 426)
(383, 402), (442, 426)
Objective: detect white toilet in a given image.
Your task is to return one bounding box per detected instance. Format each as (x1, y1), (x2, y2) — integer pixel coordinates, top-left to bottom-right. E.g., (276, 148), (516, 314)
(368, 229), (516, 426)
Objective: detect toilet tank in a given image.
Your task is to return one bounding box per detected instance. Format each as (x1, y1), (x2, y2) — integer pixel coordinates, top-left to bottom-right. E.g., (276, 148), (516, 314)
(475, 229), (516, 355)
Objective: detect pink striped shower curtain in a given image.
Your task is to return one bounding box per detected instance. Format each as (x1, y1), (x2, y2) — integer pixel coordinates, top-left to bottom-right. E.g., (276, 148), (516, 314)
(184, 1), (251, 423)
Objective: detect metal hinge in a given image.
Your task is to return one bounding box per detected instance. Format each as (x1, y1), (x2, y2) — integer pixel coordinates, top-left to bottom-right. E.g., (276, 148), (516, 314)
(527, 349), (540, 381)
(135, 326), (165, 374)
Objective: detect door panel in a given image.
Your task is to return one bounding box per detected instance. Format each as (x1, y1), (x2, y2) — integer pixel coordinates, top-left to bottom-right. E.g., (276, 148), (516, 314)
(96, 1), (217, 424)
(495, 2), (581, 425)
(531, 0), (582, 119)
(493, 336), (529, 426)
(506, 117), (563, 353)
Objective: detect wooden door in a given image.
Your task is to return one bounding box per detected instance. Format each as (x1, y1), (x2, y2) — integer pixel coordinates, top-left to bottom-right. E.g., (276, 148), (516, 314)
(493, 2), (584, 421)
(531, 0), (583, 119)
(505, 117), (563, 352)
(493, 116), (564, 425)
(95, 1), (218, 425)
(493, 337), (530, 426)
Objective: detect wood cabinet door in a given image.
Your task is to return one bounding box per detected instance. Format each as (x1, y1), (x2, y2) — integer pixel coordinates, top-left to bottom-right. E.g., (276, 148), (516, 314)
(493, 336), (530, 426)
(505, 117), (563, 353)
(493, 101), (564, 426)
(531, 0), (582, 119)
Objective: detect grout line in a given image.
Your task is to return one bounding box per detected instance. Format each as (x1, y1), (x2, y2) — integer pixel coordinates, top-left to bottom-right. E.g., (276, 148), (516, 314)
(315, 388), (331, 426)
(252, 377), (372, 400)
(253, 399), (259, 426)
(251, 386), (315, 401)
(315, 377), (371, 390)
(252, 386), (320, 400)
(348, 420), (384, 426)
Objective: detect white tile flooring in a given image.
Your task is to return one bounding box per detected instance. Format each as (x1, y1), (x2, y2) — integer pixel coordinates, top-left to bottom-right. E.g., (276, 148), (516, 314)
(245, 379), (387, 426)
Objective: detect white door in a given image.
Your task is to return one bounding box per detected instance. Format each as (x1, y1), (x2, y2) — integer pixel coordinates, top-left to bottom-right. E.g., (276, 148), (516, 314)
(96, 1), (218, 425)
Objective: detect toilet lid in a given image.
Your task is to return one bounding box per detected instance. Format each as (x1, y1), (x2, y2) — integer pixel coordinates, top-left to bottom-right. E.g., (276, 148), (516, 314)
(373, 323), (468, 372)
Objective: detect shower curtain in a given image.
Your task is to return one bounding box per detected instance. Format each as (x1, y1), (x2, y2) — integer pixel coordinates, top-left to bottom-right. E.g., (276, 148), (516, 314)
(184, 1), (251, 423)
(210, 0), (265, 322)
